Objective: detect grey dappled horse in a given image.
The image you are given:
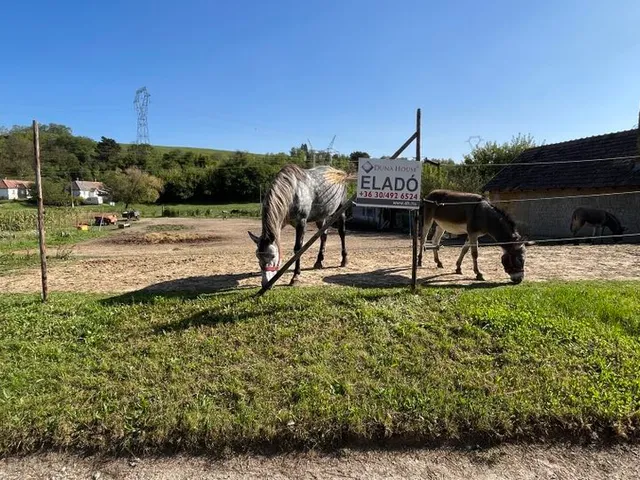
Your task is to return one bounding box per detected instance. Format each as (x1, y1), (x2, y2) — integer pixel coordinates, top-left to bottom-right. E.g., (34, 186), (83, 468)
(418, 190), (531, 284)
(249, 164), (350, 288)
(570, 207), (625, 243)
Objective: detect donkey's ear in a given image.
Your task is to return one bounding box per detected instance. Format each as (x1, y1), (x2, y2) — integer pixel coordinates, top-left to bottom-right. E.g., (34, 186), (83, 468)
(248, 231), (260, 244)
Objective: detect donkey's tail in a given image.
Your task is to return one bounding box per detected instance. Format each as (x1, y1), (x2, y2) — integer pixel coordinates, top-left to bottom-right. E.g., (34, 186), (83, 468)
(323, 167), (357, 185)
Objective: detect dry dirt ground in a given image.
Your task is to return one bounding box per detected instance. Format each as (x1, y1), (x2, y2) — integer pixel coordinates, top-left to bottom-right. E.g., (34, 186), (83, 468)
(1, 217), (639, 294)
(1, 445), (640, 479)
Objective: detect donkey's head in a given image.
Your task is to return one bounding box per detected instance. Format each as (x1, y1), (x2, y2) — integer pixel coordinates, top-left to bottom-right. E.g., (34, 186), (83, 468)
(249, 231), (281, 288)
(500, 234), (533, 284)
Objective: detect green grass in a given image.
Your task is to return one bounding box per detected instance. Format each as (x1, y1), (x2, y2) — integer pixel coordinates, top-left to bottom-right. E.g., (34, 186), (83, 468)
(0, 228), (114, 255)
(0, 281), (639, 454)
(0, 201), (261, 219)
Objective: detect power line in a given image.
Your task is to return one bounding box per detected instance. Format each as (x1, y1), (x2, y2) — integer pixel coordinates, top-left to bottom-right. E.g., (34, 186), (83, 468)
(423, 190), (640, 206)
(427, 155), (640, 168)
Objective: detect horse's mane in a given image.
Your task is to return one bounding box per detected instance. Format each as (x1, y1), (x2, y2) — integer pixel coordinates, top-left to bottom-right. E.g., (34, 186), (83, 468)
(262, 164), (306, 242)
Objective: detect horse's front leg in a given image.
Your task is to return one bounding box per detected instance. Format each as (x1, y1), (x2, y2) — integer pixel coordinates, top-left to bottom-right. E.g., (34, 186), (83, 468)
(290, 222), (306, 286)
(468, 233), (484, 281)
(338, 212), (348, 267)
(314, 220), (327, 269)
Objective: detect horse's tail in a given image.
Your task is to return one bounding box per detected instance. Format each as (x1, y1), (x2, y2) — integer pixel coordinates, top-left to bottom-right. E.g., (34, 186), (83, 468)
(323, 167), (356, 185)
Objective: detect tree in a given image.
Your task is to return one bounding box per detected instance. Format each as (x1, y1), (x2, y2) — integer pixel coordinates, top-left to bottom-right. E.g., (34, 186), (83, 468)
(459, 133), (538, 193)
(463, 133), (536, 166)
(95, 137), (121, 169)
(103, 167), (164, 209)
(38, 179), (73, 206)
(349, 151), (370, 162)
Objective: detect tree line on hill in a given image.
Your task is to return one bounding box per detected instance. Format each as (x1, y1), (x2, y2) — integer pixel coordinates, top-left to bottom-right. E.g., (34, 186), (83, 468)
(0, 123), (536, 206)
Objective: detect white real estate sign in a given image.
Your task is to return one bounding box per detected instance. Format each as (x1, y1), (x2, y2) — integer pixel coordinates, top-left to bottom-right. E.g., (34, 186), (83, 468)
(356, 158), (422, 209)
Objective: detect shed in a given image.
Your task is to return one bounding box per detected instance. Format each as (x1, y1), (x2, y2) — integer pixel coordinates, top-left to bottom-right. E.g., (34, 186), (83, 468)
(483, 126), (640, 239)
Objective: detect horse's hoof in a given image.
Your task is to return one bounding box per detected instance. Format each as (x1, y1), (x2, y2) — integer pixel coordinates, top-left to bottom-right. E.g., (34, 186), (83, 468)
(418, 260), (423, 267)
(289, 277), (300, 286)
(455, 267), (462, 275)
(340, 259), (348, 268)
(313, 262), (323, 270)
(476, 273), (485, 281)
(436, 262), (443, 269)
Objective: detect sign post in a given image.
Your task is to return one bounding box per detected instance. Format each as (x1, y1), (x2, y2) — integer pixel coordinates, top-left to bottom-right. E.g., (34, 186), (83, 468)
(356, 154), (422, 291)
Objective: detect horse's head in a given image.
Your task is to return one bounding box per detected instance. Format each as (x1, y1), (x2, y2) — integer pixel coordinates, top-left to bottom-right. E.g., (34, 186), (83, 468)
(249, 231), (281, 288)
(500, 234), (533, 284)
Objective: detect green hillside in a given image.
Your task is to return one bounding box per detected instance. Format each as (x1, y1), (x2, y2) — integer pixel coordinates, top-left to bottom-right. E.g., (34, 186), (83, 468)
(120, 144), (263, 158)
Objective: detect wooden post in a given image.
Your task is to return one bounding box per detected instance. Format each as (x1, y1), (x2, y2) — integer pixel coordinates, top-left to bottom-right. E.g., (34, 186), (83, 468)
(411, 108), (421, 292)
(32, 120), (48, 302)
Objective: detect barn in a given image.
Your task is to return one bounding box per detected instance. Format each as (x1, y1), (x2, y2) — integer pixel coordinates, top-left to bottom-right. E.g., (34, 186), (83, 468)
(0, 179), (33, 200)
(483, 127), (640, 240)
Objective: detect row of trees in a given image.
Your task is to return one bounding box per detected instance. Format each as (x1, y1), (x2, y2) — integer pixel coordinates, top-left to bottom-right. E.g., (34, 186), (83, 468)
(0, 122), (536, 206)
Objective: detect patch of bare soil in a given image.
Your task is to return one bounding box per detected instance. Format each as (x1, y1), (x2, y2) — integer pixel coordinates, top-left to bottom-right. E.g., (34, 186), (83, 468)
(1, 445), (639, 479)
(107, 231), (219, 245)
(0, 217), (638, 293)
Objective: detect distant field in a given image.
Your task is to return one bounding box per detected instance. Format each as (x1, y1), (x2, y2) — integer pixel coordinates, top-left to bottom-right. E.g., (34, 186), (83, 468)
(120, 144), (263, 158)
(0, 201), (260, 218)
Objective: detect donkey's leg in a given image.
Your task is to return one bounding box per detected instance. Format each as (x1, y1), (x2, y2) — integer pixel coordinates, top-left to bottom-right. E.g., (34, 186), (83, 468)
(314, 220), (327, 269)
(418, 218), (434, 267)
(418, 203), (435, 267)
(290, 221), (306, 285)
(431, 225), (445, 269)
(338, 212), (348, 267)
(455, 238), (471, 275)
(571, 219), (583, 245)
(468, 233), (484, 281)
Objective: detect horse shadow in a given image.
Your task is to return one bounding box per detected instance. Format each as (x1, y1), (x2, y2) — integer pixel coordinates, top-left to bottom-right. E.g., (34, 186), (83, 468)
(323, 268), (510, 290)
(102, 272), (260, 305)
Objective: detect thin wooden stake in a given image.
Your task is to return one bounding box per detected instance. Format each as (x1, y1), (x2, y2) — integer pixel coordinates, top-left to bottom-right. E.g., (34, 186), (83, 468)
(32, 120), (48, 302)
(411, 108), (421, 292)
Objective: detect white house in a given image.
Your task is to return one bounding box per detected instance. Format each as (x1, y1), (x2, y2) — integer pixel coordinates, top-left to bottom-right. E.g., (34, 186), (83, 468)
(69, 180), (109, 204)
(0, 179), (33, 200)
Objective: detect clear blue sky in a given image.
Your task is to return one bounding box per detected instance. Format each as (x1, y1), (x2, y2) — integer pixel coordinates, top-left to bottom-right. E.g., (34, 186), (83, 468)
(1, 0), (639, 160)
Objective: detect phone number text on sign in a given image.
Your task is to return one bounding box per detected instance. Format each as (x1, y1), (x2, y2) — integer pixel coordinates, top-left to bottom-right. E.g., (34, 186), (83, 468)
(356, 157), (422, 210)
(358, 191), (419, 200)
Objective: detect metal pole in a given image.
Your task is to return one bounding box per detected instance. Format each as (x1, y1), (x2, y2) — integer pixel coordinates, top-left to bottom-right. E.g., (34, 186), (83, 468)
(411, 109), (421, 292)
(32, 120), (48, 302)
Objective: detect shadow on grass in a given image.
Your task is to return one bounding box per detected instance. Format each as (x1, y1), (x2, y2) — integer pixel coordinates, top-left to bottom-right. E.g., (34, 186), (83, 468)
(323, 267), (411, 289)
(323, 268), (511, 290)
(102, 272), (260, 305)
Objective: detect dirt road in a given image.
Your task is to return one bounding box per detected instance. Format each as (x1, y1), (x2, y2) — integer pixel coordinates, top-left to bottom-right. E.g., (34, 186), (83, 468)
(2, 445), (639, 479)
(1, 217), (638, 293)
